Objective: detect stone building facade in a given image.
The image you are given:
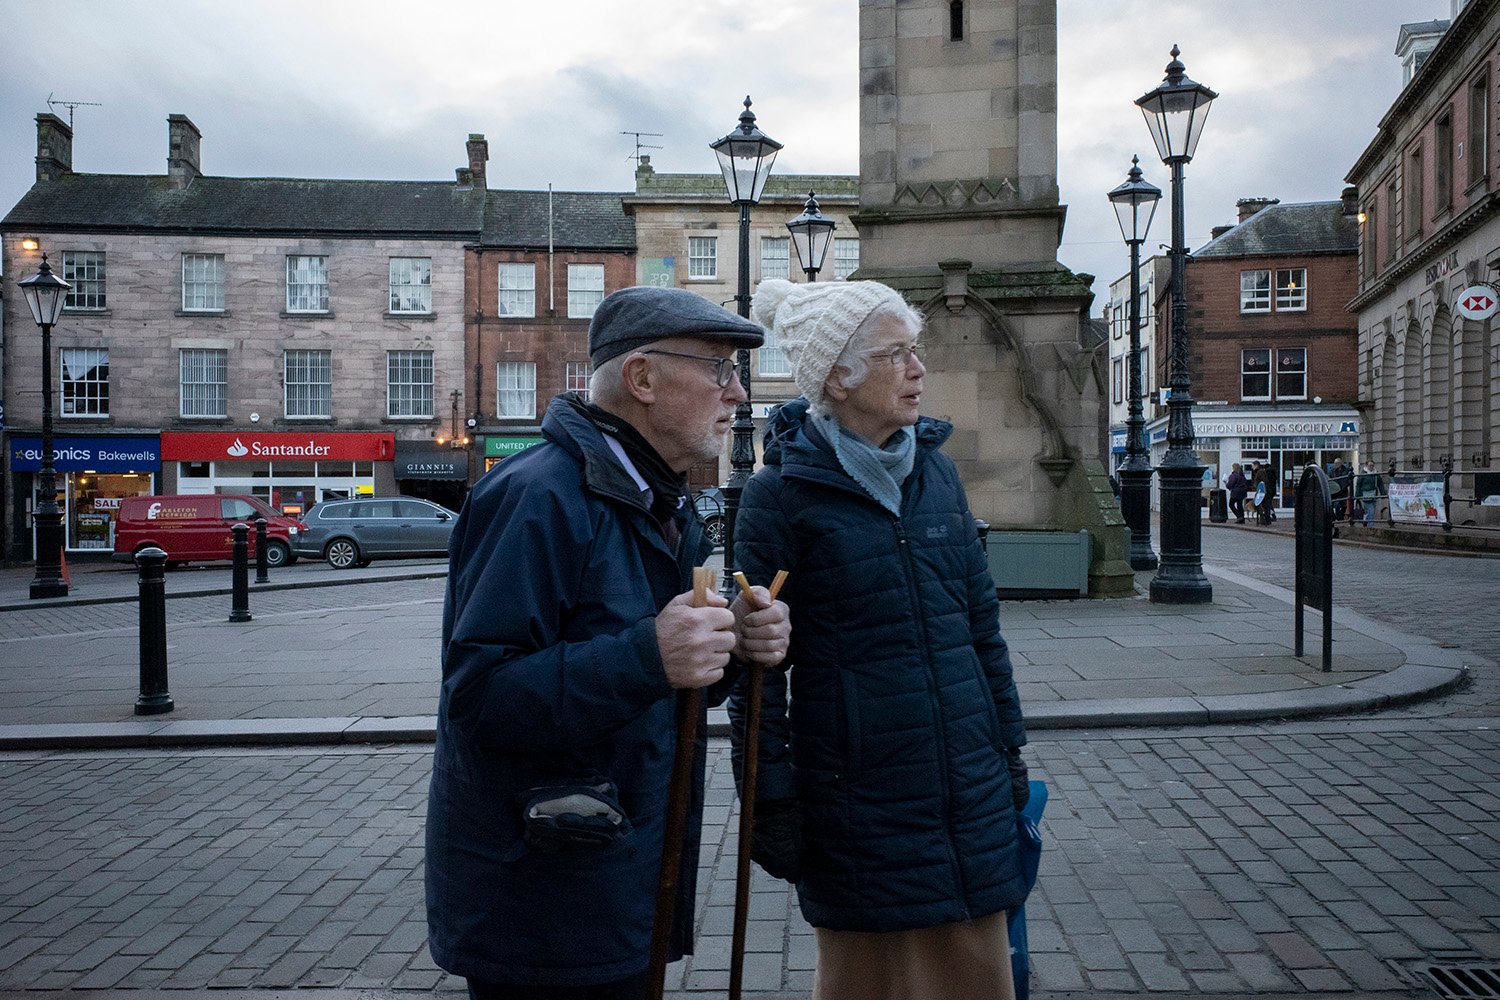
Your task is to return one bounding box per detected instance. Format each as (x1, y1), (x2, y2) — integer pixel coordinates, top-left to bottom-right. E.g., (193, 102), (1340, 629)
(1347, 0), (1500, 508)
(2, 113), (483, 559)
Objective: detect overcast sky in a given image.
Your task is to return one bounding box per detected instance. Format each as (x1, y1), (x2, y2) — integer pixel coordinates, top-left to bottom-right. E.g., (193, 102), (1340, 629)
(0, 0), (1452, 310)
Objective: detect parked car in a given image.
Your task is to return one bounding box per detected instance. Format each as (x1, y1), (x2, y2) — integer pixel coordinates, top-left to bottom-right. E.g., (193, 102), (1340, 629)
(112, 494), (305, 568)
(292, 496), (458, 569)
(694, 486), (726, 548)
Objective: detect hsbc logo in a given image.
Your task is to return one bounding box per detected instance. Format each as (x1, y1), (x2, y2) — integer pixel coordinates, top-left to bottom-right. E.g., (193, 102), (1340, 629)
(1456, 283), (1499, 321)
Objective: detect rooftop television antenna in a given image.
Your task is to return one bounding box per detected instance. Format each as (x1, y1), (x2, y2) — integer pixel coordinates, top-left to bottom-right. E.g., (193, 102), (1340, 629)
(46, 93), (102, 130)
(621, 130), (663, 165)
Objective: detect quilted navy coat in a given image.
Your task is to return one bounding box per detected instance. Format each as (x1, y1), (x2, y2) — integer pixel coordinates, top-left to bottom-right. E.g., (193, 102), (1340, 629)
(734, 399), (1028, 932)
(427, 395), (712, 986)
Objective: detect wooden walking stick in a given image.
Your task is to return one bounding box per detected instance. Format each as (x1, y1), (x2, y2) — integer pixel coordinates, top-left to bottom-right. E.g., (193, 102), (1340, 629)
(647, 567), (716, 1000)
(728, 569), (788, 1000)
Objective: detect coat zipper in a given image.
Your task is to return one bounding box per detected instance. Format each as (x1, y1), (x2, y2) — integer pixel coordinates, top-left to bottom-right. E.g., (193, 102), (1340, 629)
(893, 516), (970, 913)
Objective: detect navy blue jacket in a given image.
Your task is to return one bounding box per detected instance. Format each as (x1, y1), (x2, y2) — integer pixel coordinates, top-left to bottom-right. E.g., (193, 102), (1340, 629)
(733, 399), (1028, 932)
(426, 395), (712, 985)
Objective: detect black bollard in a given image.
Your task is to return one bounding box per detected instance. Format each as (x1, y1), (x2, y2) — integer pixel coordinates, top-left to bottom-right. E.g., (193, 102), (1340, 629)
(254, 515), (270, 584)
(229, 522), (252, 622)
(134, 546), (174, 715)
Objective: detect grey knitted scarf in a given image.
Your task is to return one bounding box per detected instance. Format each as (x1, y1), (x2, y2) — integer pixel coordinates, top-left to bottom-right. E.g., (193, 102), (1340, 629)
(810, 409), (916, 516)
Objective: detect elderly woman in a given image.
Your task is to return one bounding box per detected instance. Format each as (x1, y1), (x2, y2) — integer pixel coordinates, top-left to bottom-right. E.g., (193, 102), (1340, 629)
(731, 278), (1030, 1000)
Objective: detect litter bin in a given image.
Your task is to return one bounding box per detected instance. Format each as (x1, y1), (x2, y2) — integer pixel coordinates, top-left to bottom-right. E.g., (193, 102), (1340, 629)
(1208, 488), (1228, 523)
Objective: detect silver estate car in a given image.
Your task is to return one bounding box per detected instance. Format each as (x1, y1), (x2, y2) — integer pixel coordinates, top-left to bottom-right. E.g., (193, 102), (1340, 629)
(292, 496), (457, 569)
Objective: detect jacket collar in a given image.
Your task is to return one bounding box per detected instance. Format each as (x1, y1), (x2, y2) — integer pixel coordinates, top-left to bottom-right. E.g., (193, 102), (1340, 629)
(541, 394), (653, 514)
(762, 397), (951, 496)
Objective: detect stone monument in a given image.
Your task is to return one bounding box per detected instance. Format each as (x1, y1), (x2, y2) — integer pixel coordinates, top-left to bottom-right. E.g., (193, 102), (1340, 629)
(854, 0), (1132, 597)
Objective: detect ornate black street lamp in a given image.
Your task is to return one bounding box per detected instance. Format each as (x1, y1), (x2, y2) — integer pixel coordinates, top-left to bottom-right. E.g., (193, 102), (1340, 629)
(710, 97), (780, 568)
(1108, 156), (1162, 571)
(786, 190), (836, 282)
(18, 255), (71, 598)
(1136, 45), (1216, 604)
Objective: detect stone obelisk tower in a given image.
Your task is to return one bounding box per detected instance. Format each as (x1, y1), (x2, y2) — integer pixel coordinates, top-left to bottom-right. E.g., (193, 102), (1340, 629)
(855, 0), (1131, 597)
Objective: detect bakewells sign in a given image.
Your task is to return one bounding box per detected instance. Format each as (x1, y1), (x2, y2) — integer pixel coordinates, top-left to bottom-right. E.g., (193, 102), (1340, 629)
(160, 431), (394, 462)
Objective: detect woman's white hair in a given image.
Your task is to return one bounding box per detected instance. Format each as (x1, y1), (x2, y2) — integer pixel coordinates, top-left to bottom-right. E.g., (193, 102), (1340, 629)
(809, 300), (926, 417)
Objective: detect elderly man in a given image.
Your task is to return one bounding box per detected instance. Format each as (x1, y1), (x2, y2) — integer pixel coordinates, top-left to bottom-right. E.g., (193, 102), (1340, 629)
(427, 287), (791, 1000)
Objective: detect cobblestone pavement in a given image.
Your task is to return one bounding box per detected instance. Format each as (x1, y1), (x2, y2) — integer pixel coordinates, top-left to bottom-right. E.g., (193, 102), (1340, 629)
(3, 715), (1496, 997)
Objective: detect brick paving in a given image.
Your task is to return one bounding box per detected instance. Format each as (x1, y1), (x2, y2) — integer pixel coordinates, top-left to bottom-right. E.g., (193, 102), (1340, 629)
(1, 715), (1497, 996)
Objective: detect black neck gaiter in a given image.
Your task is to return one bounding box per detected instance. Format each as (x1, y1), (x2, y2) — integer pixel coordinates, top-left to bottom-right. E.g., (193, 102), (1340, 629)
(571, 396), (689, 531)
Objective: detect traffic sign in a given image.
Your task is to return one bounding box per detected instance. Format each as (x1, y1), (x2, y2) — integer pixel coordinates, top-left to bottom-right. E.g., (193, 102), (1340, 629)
(1456, 283), (1499, 321)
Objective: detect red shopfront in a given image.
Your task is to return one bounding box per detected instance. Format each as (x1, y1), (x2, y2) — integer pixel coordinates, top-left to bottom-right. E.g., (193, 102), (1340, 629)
(160, 431), (396, 515)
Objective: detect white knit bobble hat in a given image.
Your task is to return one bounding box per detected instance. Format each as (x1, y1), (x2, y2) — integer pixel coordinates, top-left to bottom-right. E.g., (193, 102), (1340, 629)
(749, 278), (909, 408)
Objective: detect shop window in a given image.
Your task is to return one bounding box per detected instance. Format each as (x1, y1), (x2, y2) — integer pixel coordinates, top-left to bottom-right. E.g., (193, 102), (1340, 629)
(182, 253), (225, 312)
(1239, 270), (1270, 313)
(1275, 268), (1307, 311)
(62, 251), (106, 310)
(387, 350), (434, 418)
(284, 349), (332, 418)
(833, 238), (859, 280)
(286, 255), (329, 313)
(689, 237), (717, 279)
(567, 264), (605, 319)
(389, 257), (432, 314)
(497, 361), (536, 419)
(1275, 347), (1307, 400)
(498, 263), (536, 317)
(180, 348), (227, 418)
(60, 348), (109, 417)
(760, 236), (790, 281)
(566, 361), (592, 401)
(1241, 348), (1271, 400)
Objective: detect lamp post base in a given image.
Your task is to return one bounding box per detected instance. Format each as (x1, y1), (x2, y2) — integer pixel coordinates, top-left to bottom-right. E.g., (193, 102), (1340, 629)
(1117, 466), (1157, 571)
(1150, 462), (1212, 604)
(29, 578), (69, 600)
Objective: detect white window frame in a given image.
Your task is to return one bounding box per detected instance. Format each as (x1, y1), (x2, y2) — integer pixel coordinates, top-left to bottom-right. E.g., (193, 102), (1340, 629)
(1274, 268), (1307, 311)
(1239, 270), (1270, 313)
(389, 257), (432, 314)
(567, 264), (605, 319)
(60, 348), (109, 417)
(1112, 357), (1124, 404)
(181, 253), (225, 312)
(688, 237), (717, 280)
(62, 251), (106, 310)
(1275, 347), (1308, 401)
(759, 236), (790, 281)
(180, 348), (228, 418)
(284, 349), (332, 418)
(565, 361), (592, 401)
(497, 263), (536, 318)
(833, 238), (860, 280)
(497, 361), (537, 419)
(758, 323), (791, 377)
(1241, 348), (1272, 401)
(286, 255), (329, 313)
(387, 350), (434, 418)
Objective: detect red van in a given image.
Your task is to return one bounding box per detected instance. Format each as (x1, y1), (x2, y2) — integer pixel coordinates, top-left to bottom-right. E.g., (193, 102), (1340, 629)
(112, 494), (306, 568)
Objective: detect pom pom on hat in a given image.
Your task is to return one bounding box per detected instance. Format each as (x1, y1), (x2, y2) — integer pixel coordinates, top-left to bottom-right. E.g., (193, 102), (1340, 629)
(749, 279), (910, 407)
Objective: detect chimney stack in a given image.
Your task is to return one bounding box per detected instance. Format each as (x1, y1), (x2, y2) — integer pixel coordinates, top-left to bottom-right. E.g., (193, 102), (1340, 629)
(1341, 185), (1360, 216)
(1236, 197), (1279, 223)
(167, 114), (202, 189)
(466, 133), (488, 191)
(35, 113), (72, 184)
(1210, 224), (1235, 240)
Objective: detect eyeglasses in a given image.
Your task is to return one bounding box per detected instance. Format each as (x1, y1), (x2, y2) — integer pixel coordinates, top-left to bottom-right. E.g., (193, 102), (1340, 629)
(871, 343), (923, 368)
(642, 349), (739, 388)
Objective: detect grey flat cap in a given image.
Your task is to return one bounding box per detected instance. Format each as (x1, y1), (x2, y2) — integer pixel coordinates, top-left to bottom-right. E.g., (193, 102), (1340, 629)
(588, 286), (764, 365)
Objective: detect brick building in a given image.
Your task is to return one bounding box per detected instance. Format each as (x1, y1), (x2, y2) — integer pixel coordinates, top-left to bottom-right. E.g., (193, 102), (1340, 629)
(466, 188), (635, 475)
(1347, 0), (1500, 512)
(1, 113), (484, 561)
(1149, 197), (1361, 508)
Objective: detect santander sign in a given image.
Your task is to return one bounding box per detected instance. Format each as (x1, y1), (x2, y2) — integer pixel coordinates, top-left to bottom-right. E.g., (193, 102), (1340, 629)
(160, 432), (392, 462)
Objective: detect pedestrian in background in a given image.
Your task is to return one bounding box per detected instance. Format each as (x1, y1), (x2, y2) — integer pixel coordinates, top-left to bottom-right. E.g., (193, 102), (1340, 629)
(1355, 460), (1382, 527)
(731, 278), (1031, 1000)
(1225, 462), (1248, 523)
(1331, 458), (1354, 521)
(427, 287), (790, 1000)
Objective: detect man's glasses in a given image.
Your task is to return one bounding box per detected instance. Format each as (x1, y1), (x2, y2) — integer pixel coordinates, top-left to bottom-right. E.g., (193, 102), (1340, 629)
(642, 349), (739, 388)
(871, 343), (923, 368)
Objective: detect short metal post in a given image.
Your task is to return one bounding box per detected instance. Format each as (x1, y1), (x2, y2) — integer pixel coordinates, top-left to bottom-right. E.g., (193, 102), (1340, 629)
(229, 523), (252, 622)
(254, 515), (270, 583)
(134, 546), (174, 715)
